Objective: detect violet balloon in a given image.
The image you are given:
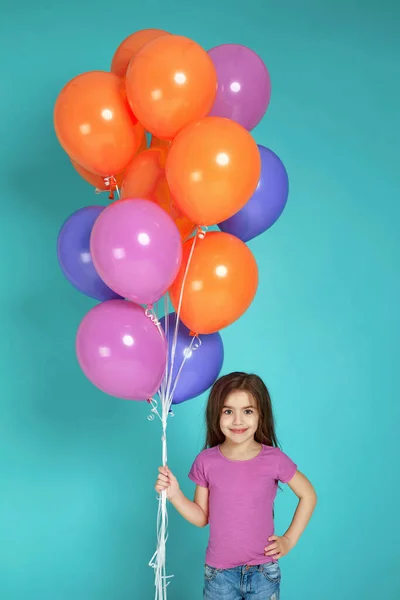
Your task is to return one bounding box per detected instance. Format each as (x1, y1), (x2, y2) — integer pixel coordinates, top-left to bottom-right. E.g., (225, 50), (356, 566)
(218, 145), (289, 242)
(76, 300), (167, 400)
(90, 199), (182, 305)
(161, 313), (224, 405)
(57, 206), (122, 301)
(208, 44), (271, 131)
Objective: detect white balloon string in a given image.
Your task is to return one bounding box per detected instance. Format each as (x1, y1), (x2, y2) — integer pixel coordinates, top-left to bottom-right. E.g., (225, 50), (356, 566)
(145, 305), (164, 338)
(168, 334), (201, 403)
(147, 398), (161, 422)
(165, 227), (206, 406)
(149, 227), (207, 600)
(159, 294), (170, 401)
(150, 401), (171, 598)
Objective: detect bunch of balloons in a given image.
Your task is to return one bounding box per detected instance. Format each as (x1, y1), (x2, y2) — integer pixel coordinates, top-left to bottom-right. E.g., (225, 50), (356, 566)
(55, 29), (289, 406)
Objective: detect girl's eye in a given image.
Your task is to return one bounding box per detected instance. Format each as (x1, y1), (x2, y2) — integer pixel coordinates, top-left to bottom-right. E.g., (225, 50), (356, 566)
(244, 409), (253, 414)
(223, 410), (233, 415)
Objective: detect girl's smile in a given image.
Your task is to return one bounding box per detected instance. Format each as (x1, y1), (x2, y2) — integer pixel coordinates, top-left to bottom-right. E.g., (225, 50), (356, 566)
(220, 390), (259, 445)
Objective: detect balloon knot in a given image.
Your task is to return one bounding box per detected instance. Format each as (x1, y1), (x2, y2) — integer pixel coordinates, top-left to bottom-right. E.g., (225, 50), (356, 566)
(106, 176), (119, 200)
(197, 226), (207, 239)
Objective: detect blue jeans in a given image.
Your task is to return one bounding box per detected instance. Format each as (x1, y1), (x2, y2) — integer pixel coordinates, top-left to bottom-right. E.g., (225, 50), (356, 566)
(204, 562), (281, 599)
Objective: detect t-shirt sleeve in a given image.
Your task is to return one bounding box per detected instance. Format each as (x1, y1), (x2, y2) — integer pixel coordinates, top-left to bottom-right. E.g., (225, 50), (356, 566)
(277, 449), (297, 483)
(188, 453), (209, 488)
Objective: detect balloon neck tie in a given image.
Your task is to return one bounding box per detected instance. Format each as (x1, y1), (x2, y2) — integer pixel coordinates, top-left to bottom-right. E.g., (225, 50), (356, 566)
(145, 305), (164, 339)
(188, 331), (201, 350)
(94, 175), (119, 200)
(106, 175), (119, 200)
(193, 335), (201, 351)
(197, 225), (208, 239)
(145, 304), (161, 327)
(147, 397), (160, 422)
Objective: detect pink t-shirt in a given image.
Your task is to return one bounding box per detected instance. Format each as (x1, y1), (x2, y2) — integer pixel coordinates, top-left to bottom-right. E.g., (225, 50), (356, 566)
(189, 444), (297, 569)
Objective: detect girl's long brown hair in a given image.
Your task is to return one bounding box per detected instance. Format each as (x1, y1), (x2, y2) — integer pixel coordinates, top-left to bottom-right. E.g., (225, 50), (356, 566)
(205, 372), (279, 449)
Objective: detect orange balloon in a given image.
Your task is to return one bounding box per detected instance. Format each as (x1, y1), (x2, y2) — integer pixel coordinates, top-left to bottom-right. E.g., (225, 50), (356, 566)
(121, 148), (195, 240)
(111, 29), (170, 78)
(70, 121), (146, 192)
(150, 136), (171, 151)
(54, 71), (143, 177)
(126, 35), (217, 140)
(169, 231), (258, 334)
(166, 116), (261, 226)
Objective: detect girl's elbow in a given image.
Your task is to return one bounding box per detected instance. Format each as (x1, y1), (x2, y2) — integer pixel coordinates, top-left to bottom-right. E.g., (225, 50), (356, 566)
(300, 488), (317, 505)
(198, 515), (209, 528)
(309, 489), (317, 506)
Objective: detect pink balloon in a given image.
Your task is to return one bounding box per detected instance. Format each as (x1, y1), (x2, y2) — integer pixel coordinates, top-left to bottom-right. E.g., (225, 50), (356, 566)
(208, 44), (271, 131)
(90, 199), (182, 304)
(76, 300), (167, 400)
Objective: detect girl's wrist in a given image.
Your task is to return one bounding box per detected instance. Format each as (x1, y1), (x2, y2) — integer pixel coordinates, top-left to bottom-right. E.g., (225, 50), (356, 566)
(283, 533), (296, 548)
(168, 488), (182, 503)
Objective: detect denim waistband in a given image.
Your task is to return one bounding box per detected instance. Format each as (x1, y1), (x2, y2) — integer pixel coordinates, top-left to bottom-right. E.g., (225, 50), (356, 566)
(206, 561), (277, 573)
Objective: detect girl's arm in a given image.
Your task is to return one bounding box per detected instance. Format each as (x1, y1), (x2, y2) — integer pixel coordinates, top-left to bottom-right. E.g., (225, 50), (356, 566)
(155, 466), (209, 528)
(284, 471), (317, 546)
(170, 485), (209, 528)
(265, 471), (317, 559)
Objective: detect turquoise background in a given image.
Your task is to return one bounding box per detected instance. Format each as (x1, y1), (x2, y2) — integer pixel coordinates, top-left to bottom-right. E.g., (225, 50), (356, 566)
(1, 1), (399, 598)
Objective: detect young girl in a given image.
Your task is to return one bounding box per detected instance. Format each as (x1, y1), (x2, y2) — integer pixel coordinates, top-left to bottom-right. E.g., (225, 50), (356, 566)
(155, 372), (317, 599)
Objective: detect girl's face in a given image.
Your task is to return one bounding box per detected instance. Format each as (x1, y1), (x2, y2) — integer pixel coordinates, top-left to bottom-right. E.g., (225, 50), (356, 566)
(219, 390), (259, 445)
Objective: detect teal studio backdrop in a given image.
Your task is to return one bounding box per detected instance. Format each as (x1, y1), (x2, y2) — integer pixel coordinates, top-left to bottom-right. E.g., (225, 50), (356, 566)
(1, 1), (399, 599)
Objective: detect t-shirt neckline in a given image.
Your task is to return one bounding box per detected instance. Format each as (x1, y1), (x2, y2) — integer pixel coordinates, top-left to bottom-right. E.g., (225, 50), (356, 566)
(217, 443), (265, 463)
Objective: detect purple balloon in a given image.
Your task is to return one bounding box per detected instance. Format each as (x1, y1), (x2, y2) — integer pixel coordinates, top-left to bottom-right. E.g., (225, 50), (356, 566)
(90, 199), (182, 305)
(161, 313), (224, 405)
(208, 44), (271, 131)
(76, 300), (167, 400)
(218, 146), (288, 242)
(57, 206), (122, 301)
